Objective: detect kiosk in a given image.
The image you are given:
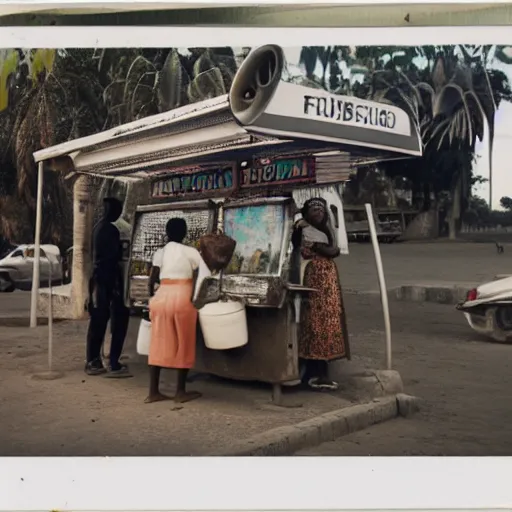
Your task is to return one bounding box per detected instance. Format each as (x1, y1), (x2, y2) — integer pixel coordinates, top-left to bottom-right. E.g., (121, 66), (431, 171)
(31, 45), (421, 402)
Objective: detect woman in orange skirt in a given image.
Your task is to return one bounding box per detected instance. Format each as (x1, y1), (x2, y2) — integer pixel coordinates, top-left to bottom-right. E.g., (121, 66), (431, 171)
(146, 217), (205, 404)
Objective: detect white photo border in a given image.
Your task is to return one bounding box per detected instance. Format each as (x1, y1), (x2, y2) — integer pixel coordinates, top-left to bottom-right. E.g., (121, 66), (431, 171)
(0, 17), (511, 512)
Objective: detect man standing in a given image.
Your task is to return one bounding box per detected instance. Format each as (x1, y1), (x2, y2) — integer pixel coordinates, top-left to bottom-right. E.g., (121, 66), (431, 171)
(85, 197), (131, 377)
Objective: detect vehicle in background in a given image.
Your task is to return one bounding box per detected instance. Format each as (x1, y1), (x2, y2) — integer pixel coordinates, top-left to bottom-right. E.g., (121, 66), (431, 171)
(62, 247), (73, 285)
(0, 244), (63, 292)
(457, 276), (512, 343)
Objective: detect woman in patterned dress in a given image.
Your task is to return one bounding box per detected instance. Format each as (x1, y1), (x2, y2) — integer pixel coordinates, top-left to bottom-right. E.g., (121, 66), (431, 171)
(291, 197), (350, 390)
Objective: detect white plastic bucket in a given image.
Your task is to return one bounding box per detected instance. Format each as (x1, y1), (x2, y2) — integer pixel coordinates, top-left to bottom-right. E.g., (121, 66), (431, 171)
(199, 300), (248, 350)
(136, 319), (152, 356)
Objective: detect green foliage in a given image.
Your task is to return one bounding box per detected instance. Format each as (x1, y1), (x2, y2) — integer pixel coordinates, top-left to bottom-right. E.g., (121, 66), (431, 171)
(463, 195), (512, 228)
(500, 196), (512, 211)
(0, 46), (239, 246)
(297, 44), (511, 231)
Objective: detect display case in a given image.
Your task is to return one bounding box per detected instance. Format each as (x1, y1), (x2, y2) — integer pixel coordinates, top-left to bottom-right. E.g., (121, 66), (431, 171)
(127, 199), (217, 308)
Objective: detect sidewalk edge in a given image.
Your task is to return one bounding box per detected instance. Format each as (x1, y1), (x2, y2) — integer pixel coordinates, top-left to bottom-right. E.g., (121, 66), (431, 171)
(214, 393), (419, 456)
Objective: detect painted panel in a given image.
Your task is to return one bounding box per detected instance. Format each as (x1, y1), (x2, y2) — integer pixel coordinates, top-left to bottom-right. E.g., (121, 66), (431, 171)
(151, 164), (235, 199)
(239, 157), (315, 188)
(223, 203), (286, 275)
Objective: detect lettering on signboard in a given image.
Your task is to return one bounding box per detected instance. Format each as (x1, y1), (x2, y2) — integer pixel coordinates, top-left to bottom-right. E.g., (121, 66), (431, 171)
(151, 165), (234, 198)
(240, 158), (315, 188)
(303, 95), (397, 131)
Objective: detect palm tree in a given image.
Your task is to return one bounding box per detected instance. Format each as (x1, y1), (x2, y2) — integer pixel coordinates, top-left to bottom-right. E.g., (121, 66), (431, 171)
(364, 46), (512, 238)
(0, 49), (106, 248)
(299, 46), (354, 91)
(0, 46), (242, 315)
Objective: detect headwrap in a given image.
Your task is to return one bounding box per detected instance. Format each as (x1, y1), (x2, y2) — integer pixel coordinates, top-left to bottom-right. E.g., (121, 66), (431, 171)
(302, 197), (326, 215)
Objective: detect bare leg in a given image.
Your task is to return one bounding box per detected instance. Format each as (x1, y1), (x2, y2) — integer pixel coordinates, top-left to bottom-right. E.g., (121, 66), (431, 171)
(144, 365), (172, 403)
(174, 368), (202, 403)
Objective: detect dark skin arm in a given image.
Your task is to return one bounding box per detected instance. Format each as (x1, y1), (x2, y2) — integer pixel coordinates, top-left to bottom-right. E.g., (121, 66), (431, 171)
(311, 225), (340, 258)
(148, 266), (160, 297)
(311, 242), (340, 258)
(291, 226), (303, 250)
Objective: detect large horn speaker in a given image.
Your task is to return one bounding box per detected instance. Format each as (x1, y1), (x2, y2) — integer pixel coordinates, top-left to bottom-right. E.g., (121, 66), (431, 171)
(229, 45), (421, 157)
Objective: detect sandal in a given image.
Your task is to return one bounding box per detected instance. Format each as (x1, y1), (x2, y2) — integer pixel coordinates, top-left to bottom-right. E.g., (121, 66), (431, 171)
(308, 377), (339, 391)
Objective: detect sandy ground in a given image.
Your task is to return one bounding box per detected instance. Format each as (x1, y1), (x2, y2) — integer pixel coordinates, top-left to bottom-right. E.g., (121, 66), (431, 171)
(338, 239), (512, 293)
(0, 314), (358, 456)
(297, 292), (512, 456)
(1, 241), (512, 456)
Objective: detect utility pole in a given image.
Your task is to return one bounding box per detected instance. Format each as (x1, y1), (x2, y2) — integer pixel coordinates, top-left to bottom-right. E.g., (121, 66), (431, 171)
(489, 166), (493, 209)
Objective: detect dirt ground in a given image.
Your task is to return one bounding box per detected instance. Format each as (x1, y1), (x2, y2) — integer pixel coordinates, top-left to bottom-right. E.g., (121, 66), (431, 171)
(297, 292), (512, 456)
(0, 313), (360, 456)
(339, 239), (512, 293)
(2, 241), (512, 456)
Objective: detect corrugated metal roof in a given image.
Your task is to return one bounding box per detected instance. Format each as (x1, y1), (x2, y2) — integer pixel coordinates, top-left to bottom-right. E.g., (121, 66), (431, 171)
(33, 95), (230, 164)
(315, 153), (355, 184)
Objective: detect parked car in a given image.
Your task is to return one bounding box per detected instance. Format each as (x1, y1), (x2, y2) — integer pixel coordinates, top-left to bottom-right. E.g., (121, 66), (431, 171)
(62, 246), (73, 285)
(0, 244), (63, 292)
(457, 275), (512, 343)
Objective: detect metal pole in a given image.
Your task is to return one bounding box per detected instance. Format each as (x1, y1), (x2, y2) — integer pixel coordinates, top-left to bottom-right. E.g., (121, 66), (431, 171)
(489, 165), (493, 209)
(30, 161), (44, 328)
(48, 257), (53, 372)
(365, 203), (392, 370)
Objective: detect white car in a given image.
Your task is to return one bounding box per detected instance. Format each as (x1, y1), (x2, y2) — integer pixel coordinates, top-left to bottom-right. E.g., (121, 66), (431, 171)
(0, 244), (63, 292)
(457, 275), (512, 343)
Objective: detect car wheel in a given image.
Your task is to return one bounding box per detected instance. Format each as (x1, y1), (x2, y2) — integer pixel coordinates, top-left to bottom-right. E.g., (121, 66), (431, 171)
(488, 306), (512, 343)
(495, 306), (512, 331)
(0, 275), (15, 293)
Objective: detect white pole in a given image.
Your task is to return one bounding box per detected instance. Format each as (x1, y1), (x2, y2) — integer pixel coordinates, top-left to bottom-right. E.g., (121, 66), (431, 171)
(47, 256), (53, 372)
(365, 203), (392, 370)
(30, 161), (44, 328)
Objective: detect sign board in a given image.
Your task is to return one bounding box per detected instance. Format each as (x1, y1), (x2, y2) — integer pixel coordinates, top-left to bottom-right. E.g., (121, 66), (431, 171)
(229, 45), (421, 156)
(151, 164), (235, 198)
(240, 157), (315, 188)
(301, 90), (409, 136)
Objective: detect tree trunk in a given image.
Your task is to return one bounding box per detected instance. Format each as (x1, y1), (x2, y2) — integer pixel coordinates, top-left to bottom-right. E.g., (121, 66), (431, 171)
(70, 175), (94, 319)
(422, 181), (432, 211)
(448, 174), (462, 241)
(384, 175), (397, 208)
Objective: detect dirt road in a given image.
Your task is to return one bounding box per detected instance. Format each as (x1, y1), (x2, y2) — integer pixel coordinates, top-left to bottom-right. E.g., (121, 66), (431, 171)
(297, 293), (512, 456)
(2, 242), (512, 456)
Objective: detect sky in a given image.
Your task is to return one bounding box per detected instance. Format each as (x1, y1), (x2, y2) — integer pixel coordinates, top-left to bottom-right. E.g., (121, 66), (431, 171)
(276, 46), (512, 210)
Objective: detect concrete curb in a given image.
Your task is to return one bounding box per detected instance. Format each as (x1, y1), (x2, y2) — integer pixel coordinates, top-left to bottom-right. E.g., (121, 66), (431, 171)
(214, 393), (420, 456)
(392, 284), (470, 305)
(332, 367), (404, 401)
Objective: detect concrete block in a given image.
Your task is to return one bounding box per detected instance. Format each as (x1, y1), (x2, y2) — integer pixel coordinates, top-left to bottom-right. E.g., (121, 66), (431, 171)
(344, 403), (376, 433)
(374, 370), (404, 395)
(373, 396), (399, 422)
(394, 284), (469, 305)
(396, 393), (422, 417)
(37, 292), (73, 319)
(214, 395), (402, 456)
(425, 286), (454, 304)
(393, 285), (427, 302)
(331, 364), (403, 400)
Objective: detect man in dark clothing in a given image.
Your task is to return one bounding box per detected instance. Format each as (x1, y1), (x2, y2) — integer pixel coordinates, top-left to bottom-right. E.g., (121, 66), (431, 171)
(85, 197), (131, 377)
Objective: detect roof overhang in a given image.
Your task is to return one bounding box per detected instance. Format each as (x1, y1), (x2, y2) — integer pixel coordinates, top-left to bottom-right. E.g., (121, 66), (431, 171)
(33, 46), (422, 183)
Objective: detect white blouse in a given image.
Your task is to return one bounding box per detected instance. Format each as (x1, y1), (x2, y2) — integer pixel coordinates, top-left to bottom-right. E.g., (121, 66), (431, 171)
(152, 242), (201, 279)
(152, 242), (211, 299)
